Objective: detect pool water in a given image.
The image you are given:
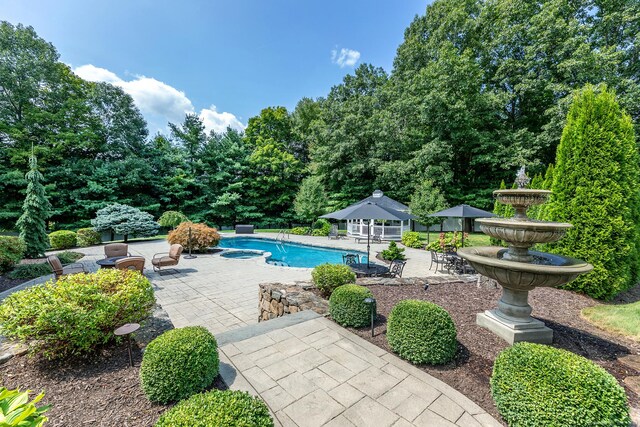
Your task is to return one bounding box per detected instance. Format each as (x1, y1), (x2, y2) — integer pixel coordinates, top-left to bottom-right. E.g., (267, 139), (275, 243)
(218, 237), (367, 268)
(220, 250), (263, 259)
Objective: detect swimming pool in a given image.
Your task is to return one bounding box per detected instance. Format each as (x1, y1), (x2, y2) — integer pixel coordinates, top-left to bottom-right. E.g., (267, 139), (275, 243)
(218, 237), (367, 268)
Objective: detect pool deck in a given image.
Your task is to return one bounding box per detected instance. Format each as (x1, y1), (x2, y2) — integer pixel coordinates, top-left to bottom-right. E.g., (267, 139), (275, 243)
(3, 236), (501, 427)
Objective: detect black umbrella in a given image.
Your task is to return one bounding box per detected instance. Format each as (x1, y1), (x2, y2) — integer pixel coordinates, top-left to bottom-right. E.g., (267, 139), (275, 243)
(428, 204), (496, 247)
(321, 202), (415, 267)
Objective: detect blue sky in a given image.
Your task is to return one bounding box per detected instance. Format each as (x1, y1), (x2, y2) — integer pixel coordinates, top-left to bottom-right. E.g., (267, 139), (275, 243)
(2, 0), (429, 134)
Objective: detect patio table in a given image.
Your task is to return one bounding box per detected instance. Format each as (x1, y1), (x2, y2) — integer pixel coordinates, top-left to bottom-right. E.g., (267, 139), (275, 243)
(349, 262), (389, 277)
(96, 256), (128, 269)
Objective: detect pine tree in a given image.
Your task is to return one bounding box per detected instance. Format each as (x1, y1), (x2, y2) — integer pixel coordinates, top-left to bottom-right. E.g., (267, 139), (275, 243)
(16, 154), (52, 258)
(545, 85), (640, 300)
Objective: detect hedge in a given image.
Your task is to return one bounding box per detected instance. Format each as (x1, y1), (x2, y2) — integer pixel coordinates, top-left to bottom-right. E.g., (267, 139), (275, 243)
(329, 284), (373, 327)
(140, 326), (219, 404)
(48, 230), (77, 249)
(491, 342), (630, 426)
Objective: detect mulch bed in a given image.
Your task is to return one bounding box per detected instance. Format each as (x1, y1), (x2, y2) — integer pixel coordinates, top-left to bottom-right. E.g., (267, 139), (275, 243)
(0, 306), (227, 427)
(0, 275), (29, 293)
(347, 280), (640, 423)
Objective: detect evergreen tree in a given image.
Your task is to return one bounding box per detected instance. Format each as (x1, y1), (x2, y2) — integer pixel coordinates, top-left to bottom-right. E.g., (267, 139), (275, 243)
(16, 154), (51, 258)
(294, 176), (328, 224)
(545, 85), (640, 300)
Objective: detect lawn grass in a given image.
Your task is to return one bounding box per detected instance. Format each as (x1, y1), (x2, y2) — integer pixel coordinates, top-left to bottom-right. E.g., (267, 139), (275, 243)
(582, 302), (640, 341)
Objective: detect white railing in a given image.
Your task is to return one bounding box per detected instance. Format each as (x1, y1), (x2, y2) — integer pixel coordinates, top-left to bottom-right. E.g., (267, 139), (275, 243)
(348, 223), (404, 239)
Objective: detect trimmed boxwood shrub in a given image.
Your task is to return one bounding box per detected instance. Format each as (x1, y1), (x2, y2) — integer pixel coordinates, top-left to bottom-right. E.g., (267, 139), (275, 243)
(155, 390), (273, 427)
(0, 236), (26, 274)
(76, 227), (101, 247)
(387, 299), (457, 364)
(140, 326), (219, 404)
(329, 284), (373, 327)
(48, 230), (77, 249)
(0, 269), (155, 359)
(312, 263), (356, 295)
(491, 342), (630, 427)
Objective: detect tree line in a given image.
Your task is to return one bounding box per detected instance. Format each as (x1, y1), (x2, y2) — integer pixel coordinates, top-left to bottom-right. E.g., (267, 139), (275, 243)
(1, 0), (638, 231)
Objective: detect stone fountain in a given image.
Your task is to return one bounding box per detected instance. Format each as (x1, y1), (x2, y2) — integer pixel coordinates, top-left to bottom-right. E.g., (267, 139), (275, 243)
(458, 167), (593, 344)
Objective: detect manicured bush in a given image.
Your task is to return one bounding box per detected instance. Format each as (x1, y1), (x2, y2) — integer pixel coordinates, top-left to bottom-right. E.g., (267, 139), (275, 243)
(168, 222), (220, 252)
(91, 203), (159, 242)
(0, 236), (26, 274)
(141, 326), (219, 404)
(158, 210), (188, 229)
(48, 230), (77, 249)
(0, 387), (49, 427)
(311, 218), (331, 236)
(401, 231), (423, 249)
(425, 232), (468, 252)
(491, 342), (630, 427)
(329, 284), (374, 327)
(7, 263), (51, 280)
(290, 226), (310, 235)
(544, 86), (640, 300)
(0, 269), (155, 359)
(312, 263), (356, 295)
(76, 227), (101, 247)
(154, 390), (273, 427)
(380, 241), (406, 261)
(387, 299), (457, 364)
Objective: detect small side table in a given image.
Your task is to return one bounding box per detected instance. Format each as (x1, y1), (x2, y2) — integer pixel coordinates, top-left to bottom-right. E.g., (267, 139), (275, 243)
(114, 323), (140, 367)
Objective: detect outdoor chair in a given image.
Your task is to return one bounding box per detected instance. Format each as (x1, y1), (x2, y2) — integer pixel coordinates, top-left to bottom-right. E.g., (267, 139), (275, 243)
(151, 244), (184, 273)
(104, 243), (130, 258)
(384, 260), (406, 278)
(328, 225), (341, 240)
(115, 256), (146, 274)
(47, 255), (88, 280)
(342, 253), (360, 265)
(429, 250), (450, 274)
(355, 233), (382, 244)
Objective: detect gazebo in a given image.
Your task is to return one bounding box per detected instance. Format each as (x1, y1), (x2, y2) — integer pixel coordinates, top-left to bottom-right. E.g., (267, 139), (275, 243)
(343, 190), (412, 240)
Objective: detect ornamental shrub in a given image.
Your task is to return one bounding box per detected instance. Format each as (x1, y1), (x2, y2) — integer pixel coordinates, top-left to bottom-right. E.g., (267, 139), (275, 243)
(311, 218), (331, 236)
(387, 300), (457, 364)
(380, 241), (406, 261)
(0, 269), (155, 359)
(140, 326), (219, 404)
(17, 155), (51, 258)
(92, 203), (159, 242)
(76, 228), (101, 247)
(167, 222), (220, 252)
(401, 231), (423, 249)
(544, 86), (640, 300)
(56, 251), (83, 265)
(158, 211), (188, 229)
(48, 230), (77, 249)
(491, 342), (630, 427)
(329, 284), (373, 327)
(7, 263), (51, 280)
(0, 387), (49, 427)
(290, 226), (310, 235)
(0, 236), (26, 273)
(154, 390), (273, 427)
(311, 263), (356, 295)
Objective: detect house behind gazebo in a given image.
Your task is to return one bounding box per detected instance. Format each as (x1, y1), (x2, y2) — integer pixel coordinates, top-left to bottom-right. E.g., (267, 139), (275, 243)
(345, 190), (411, 240)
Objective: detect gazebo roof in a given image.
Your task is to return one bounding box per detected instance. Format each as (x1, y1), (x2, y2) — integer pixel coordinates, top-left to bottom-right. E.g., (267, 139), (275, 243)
(354, 190), (409, 212)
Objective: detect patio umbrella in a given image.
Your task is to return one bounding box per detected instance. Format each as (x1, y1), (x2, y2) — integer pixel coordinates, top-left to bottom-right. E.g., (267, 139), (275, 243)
(321, 202), (415, 267)
(428, 204), (496, 247)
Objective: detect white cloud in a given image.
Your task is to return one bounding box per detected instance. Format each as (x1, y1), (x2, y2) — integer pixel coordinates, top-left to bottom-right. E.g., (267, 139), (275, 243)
(331, 48), (361, 68)
(73, 64), (245, 134)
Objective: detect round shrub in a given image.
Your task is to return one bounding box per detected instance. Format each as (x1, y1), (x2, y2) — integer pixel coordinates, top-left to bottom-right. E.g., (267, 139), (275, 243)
(329, 284), (373, 327)
(312, 263), (356, 295)
(141, 326), (219, 404)
(491, 342), (630, 427)
(76, 227), (101, 247)
(387, 300), (457, 364)
(0, 269), (155, 359)
(0, 236), (26, 273)
(168, 222), (220, 252)
(311, 219), (331, 236)
(155, 390), (273, 427)
(158, 210), (188, 229)
(48, 230), (77, 249)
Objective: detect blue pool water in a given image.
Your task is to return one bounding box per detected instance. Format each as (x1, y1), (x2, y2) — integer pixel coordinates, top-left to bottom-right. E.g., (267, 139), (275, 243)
(218, 237), (367, 268)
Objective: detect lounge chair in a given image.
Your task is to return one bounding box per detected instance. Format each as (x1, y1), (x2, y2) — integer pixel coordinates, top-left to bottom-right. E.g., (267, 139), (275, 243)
(384, 260), (406, 278)
(328, 225), (341, 240)
(47, 255), (88, 279)
(355, 234), (382, 244)
(115, 256), (146, 274)
(151, 244), (184, 273)
(104, 243), (130, 258)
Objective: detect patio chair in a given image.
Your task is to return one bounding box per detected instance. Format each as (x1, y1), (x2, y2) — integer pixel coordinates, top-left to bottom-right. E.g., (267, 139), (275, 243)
(115, 256), (146, 274)
(151, 244), (184, 273)
(104, 243), (130, 258)
(328, 225), (340, 240)
(342, 253), (360, 265)
(384, 260), (406, 278)
(429, 251), (450, 274)
(355, 233), (382, 244)
(47, 255), (88, 280)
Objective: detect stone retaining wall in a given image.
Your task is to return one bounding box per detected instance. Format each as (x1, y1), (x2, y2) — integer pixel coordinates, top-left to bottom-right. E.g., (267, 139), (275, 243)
(258, 282), (329, 322)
